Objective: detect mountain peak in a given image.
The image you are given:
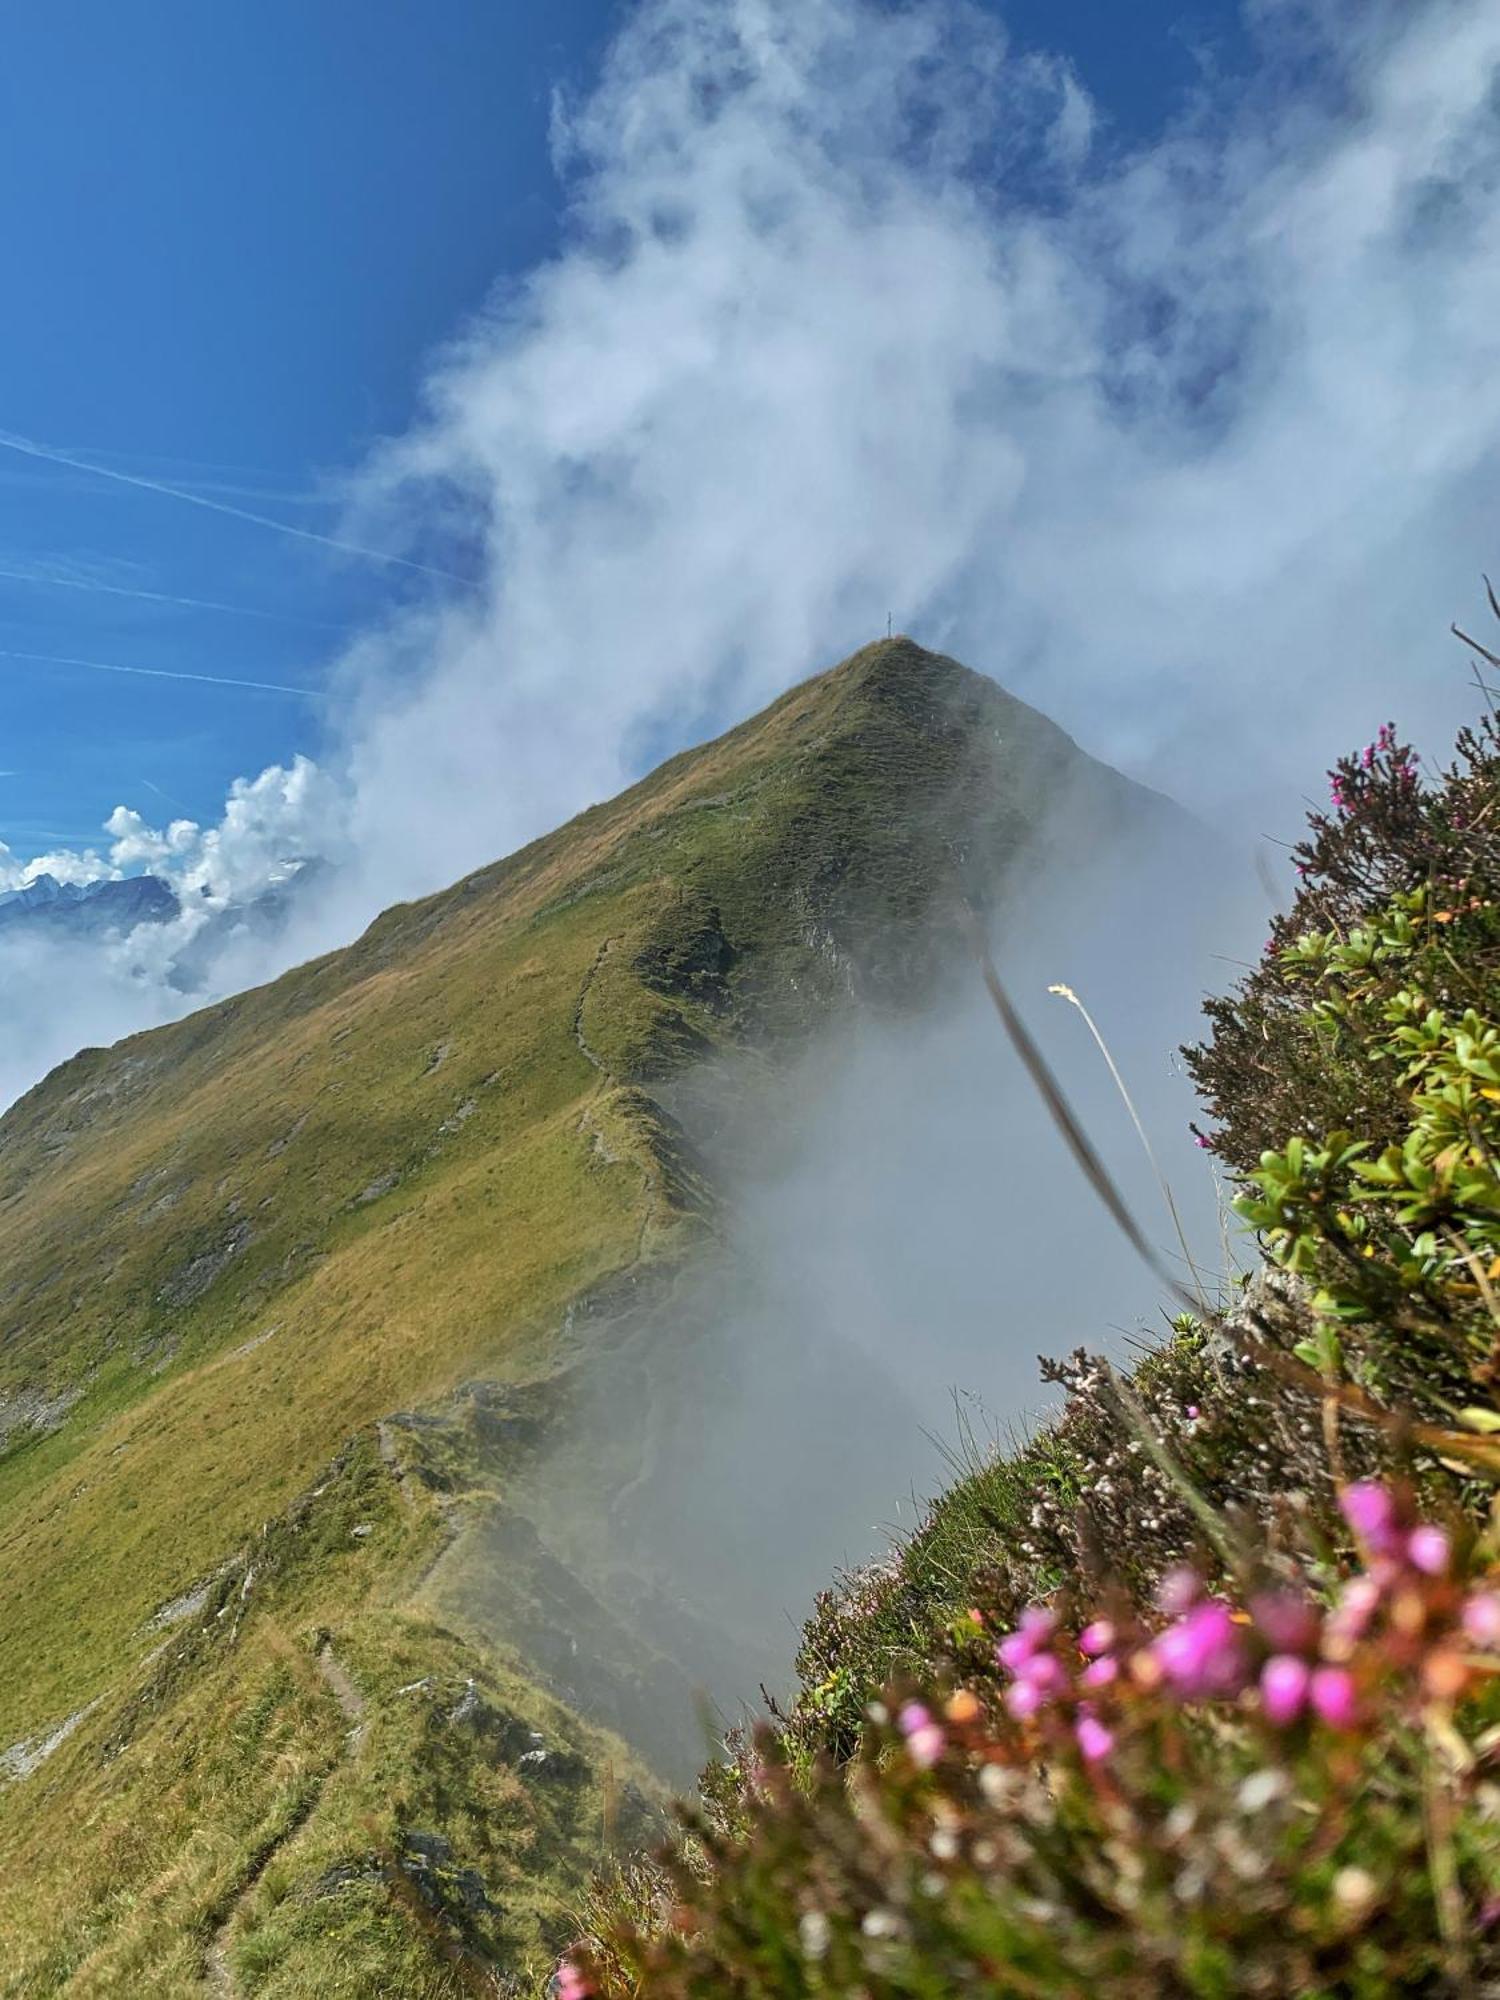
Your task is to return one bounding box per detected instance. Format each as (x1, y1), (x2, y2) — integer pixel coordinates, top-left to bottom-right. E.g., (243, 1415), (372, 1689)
(767, 634), (1090, 769)
(0, 872), (67, 911)
(0, 872), (178, 936)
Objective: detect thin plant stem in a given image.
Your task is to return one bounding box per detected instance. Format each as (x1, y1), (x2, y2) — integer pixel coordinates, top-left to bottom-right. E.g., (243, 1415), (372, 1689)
(1423, 1742), (1474, 1998)
(1101, 1361), (1245, 1573)
(1048, 982), (1211, 1311)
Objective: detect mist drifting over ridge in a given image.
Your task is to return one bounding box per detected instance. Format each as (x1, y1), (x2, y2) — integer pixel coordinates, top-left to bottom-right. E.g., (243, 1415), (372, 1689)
(488, 733), (1256, 1762)
(3, 0), (1498, 1111)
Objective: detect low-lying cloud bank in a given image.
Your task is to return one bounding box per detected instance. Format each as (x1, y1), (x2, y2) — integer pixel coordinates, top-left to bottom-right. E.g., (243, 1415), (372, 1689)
(7, 0), (1500, 1105)
(511, 798), (1251, 1748)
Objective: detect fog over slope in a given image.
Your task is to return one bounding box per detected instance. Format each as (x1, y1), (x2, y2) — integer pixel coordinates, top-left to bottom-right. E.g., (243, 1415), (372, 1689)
(3, 0), (1497, 1112)
(505, 778), (1255, 1740)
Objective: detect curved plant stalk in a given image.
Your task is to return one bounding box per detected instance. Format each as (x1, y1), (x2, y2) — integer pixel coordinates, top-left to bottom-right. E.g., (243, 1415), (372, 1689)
(964, 915), (1197, 1314)
(1048, 981), (1212, 1311)
(1100, 1361), (1245, 1572)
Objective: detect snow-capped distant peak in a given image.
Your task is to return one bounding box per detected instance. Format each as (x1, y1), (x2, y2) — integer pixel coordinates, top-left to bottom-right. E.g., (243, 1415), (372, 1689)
(0, 873), (178, 936)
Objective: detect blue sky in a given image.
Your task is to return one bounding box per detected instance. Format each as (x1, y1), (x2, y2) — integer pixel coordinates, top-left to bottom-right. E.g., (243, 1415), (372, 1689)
(0, 0), (1495, 1115)
(0, 2), (612, 855)
(0, 0), (1246, 866)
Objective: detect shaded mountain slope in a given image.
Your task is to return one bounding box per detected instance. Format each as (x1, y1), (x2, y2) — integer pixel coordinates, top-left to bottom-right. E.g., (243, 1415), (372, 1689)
(0, 638), (1185, 1995)
(0, 871), (177, 938)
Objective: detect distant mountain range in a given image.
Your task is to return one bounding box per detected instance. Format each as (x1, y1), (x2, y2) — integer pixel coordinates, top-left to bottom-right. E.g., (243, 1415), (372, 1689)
(0, 866), (329, 980)
(0, 872), (178, 940)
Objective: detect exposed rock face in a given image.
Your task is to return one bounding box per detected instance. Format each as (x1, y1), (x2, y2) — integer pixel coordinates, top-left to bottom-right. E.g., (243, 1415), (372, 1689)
(633, 894), (737, 1016)
(0, 1383), (82, 1452)
(155, 1220), (253, 1307)
(0, 1700), (98, 1782)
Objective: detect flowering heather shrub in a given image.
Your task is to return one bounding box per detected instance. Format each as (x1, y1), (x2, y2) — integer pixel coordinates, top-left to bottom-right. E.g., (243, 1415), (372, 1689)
(774, 1317), (1391, 1783)
(560, 626), (1500, 1995)
(566, 1481), (1500, 1997)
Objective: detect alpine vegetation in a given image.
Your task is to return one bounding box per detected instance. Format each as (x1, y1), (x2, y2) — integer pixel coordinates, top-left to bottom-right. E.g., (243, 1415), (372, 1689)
(562, 622), (1500, 1997)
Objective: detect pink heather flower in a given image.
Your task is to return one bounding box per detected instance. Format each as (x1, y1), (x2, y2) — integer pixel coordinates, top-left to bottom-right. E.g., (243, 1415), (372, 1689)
(1075, 1711), (1115, 1763)
(1017, 1651), (1065, 1696)
(555, 1961), (592, 2000)
(1081, 1655), (1119, 1690)
(996, 1605), (1057, 1672)
(898, 1701), (946, 1769)
(1194, 1133), (1211, 1149)
(1310, 1665), (1360, 1730)
(1153, 1600), (1249, 1699)
(1157, 1566), (1203, 1617)
(1079, 1619), (1116, 1658)
(1405, 1525), (1450, 1577)
(1340, 1481), (1400, 1554)
(1185, 1404), (1201, 1422)
(1006, 1678), (1044, 1721)
(1250, 1590), (1320, 1655)
(1326, 1573), (1383, 1644)
(1260, 1654), (1312, 1727)
(1462, 1592), (1500, 1648)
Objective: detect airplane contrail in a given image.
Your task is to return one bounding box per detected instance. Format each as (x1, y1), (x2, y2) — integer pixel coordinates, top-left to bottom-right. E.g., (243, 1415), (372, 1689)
(0, 561), (340, 626)
(138, 777), (196, 814)
(0, 429), (474, 587)
(0, 647), (318, 697)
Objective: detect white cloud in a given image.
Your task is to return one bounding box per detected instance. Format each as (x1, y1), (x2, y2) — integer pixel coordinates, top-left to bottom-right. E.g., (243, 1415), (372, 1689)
(103, 808), (199, 876)
(0, 841), (116, 891)
(333, 0), (1500, 911)
(2, 0), (1499, 1106)
(103, 756), (344, 908)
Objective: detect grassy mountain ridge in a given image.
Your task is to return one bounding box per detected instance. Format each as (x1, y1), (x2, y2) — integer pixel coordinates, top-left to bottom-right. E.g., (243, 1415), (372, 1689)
(0, 638), (1182, 1994)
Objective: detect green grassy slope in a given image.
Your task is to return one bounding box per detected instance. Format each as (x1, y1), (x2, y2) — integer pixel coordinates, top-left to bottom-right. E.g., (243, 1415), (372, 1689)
(0, 638), (1177, 1995)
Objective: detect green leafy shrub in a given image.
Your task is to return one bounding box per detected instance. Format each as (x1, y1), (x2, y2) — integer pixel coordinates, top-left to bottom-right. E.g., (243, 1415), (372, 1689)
(1187, 639), (1500, 1458)
(1189, 708), (1500, 1175)
(1231, 933), (1500, 1436)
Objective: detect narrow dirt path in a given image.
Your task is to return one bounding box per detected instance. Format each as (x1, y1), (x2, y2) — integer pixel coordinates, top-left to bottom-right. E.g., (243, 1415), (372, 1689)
(573, 935), (617, 1075)
(315, 1639), (366, 1747)
(202, 1643), (365, 1994)
(378, 1420), (463, 1601)
(375, 1419), (419, 1510)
